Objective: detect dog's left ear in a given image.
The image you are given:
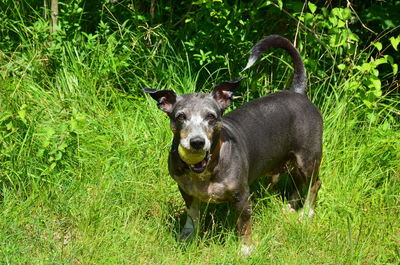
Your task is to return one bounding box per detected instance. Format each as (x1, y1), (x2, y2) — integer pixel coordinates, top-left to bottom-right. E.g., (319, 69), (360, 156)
(143, 88), (177, 114)
(212, 77), (244, 111)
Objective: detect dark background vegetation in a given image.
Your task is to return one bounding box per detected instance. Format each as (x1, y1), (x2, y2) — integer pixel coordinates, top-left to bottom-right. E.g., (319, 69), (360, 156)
(1, 0), (399, 101)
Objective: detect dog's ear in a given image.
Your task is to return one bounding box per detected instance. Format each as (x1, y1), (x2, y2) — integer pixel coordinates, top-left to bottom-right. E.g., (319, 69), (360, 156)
(211, 77), (243, 111)
(143, 88), (177, 114)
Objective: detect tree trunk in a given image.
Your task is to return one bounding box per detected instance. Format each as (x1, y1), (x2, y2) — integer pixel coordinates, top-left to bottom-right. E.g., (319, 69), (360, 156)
(51, 0), (58, 33)
(44, 0), (48, 20)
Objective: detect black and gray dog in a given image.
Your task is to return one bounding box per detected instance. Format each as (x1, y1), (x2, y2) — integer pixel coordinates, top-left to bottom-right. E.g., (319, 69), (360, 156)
(143, 35), (322, 255)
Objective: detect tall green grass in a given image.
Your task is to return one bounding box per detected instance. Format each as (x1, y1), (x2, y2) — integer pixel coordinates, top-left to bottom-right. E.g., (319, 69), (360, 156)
(1, 29), (399, 264)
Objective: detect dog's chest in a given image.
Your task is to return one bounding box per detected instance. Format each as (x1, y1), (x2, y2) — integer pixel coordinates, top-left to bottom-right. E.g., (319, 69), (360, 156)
(173, 171), (232, 203)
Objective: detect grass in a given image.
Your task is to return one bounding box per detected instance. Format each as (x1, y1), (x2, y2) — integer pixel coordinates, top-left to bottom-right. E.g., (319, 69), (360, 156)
(0, 32), (399, 264)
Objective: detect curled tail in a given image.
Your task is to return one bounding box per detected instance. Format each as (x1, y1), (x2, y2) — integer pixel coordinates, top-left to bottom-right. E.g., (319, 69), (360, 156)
(242, 35), (307, 95)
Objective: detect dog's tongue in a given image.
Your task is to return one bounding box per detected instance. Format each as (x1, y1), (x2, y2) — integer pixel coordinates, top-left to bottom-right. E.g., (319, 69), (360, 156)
(192, 158), (207, 173)
(194, 159), (206, 168)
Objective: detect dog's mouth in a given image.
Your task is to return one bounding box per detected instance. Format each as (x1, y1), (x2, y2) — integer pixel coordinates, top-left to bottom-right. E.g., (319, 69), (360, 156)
(188, 152), (210, 173)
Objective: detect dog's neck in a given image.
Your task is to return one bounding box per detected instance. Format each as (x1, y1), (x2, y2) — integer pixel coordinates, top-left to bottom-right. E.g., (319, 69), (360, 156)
(207, 131), (223, 171)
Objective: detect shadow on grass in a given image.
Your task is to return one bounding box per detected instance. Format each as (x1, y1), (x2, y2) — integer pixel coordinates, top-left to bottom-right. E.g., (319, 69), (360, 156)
(164, 175), (297, 248)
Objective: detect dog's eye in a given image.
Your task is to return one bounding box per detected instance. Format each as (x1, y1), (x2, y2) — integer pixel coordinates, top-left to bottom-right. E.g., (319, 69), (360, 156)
(206, 113), (216, 121)
(176, 113), (186, 121)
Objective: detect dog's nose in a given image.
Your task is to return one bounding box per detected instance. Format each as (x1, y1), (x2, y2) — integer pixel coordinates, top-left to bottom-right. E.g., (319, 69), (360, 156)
(190, 137), (205, 150)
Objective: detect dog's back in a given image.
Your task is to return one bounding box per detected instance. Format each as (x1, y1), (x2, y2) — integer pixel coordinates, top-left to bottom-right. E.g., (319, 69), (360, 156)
(230, 35), (323, 213)
(222, 90), (322, 183)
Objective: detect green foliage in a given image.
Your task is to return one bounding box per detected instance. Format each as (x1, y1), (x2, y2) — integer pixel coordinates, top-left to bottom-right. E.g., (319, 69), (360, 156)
(178, 0), (264, 70)
(292, 1), (399, 112)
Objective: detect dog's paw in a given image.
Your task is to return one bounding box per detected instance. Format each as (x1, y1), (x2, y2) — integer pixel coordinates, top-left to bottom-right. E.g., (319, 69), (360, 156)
(283, 203), (296, 214)
(239, 244), (255, 257)
(179, 227), (195, 241)
(298, 208), (315, 221)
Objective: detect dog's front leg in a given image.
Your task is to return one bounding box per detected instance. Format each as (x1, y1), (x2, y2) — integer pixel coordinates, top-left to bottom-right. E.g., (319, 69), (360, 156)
(234, 190), (254, 256)
(178, 186), (199, 241)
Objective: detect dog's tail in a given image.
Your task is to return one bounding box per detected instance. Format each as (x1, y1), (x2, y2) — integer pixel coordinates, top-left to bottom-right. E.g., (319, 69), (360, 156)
(242, 35), (306, 95)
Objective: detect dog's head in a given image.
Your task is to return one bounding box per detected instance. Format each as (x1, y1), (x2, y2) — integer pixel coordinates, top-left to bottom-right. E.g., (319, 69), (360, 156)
(143, 78), (242, 173)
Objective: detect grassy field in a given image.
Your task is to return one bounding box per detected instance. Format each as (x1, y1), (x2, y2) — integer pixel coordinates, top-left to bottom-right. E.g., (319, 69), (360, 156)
(1, 33), (399, 264)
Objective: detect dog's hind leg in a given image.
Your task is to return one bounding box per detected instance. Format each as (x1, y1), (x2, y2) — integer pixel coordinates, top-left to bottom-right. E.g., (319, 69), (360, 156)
(305, 177), (321, 217)
(290, 151), (322, 218)
(233, 188), (255, 256)
(287, 167), (306, 211)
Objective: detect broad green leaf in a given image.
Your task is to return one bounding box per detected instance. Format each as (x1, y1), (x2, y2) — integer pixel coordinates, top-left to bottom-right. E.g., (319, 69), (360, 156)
(384, 19), (395, 28)
(373, 57), (387, 67)
(277, 0), (283, 10)
(329, 33), (345, 47)
(70, 119), (78, 132)
(193, 0), (206, 5)
(328, 14), (338, 26)
(362, 99), (373, 108)
(321, 7), (328, 17)
(331, 8), (340, 17)
(337, 20), (346, 28)
(36, 149), (45, 158)
(368, 76), (381, 92)
(344, 81), (360, 91)
(340, 8), (352, 20)
(304, 13), (314, 24)
(49, 162), (57, 170)
(44, 127), (55, 137)
(308, 2), (317, 14)
(381, 121), (390, 131)
(6, 121), (14, 131)
(356, 62), (373, 73)
(331, 7), (351, 20)
(367, 113), (377, 123)
(389, 35), (400, 51)
(55, 151), (63, 161)
(265, 1), (273, 7)
(348, 32), (359, 42)
(392, 63), (398, 76)
(372, 42), (382, 51)
(58, 142), (68, 150)
(18, 109), (27, 124)
(373, 89), (382, 97)
(385, 55), (393, 64)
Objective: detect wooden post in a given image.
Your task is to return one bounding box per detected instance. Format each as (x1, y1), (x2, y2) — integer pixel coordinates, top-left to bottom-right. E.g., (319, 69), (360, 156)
(44, 0), (48, 20)
(150, 0), (157, 21)
(51, 0), (58, 33)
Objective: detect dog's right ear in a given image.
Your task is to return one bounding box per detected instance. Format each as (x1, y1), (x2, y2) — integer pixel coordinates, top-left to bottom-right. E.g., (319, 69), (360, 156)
(142, 88), (177, 114)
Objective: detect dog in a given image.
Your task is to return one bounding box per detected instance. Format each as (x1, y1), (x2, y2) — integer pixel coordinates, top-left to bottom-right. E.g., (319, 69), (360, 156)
(143, 35), (322, 255)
